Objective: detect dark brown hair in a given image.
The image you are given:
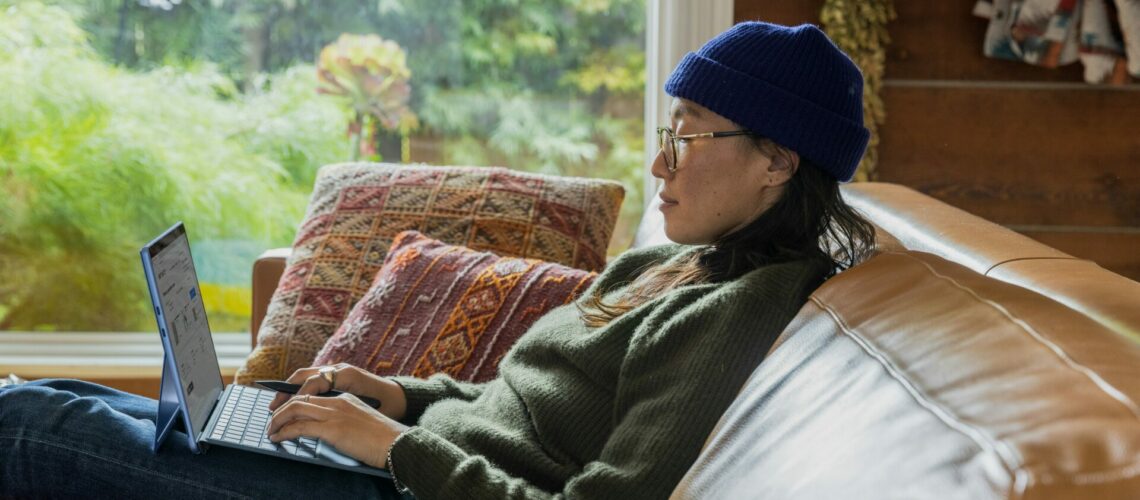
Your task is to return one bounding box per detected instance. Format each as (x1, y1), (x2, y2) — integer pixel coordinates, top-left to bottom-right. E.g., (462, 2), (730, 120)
(578, 137), (876, 327)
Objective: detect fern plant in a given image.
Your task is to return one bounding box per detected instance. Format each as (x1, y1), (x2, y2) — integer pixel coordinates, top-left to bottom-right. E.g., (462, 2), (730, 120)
(0, 3), (345, 331)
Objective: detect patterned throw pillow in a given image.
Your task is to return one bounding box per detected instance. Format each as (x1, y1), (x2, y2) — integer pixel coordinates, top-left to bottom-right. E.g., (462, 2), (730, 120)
(234, 163), (623, 385)
(314, 231), (597, 382)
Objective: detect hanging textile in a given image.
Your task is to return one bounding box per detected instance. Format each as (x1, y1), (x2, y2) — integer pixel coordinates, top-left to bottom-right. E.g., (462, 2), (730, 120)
(975, 0), (1140, 84)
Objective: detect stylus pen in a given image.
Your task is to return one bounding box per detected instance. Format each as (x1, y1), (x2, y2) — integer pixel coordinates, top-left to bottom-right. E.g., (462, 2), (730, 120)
(256, 380), (382, 409)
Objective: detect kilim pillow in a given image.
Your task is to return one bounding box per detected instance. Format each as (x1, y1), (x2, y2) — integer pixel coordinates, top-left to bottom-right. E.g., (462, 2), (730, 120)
(313, 230), (597, 382)
(234, 163), (623, 385)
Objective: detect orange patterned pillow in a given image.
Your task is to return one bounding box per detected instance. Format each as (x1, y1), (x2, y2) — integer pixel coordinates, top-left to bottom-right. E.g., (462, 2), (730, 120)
(314, 231), (596, 382)
(234, 163), (623, 384)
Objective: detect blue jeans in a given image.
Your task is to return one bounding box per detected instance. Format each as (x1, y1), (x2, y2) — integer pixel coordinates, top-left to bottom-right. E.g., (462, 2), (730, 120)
(0, 379), (412, 499)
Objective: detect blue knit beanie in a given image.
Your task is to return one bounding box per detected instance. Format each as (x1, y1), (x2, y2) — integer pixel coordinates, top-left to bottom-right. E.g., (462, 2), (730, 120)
(665, 22), (870, 182)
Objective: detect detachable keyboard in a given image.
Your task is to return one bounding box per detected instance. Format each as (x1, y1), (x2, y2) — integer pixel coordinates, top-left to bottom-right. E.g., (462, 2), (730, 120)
(208, 384), (319, 456)
(200, 384), (390, 477)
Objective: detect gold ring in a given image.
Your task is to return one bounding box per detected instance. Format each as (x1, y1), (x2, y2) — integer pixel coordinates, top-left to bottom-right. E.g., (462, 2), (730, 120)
(319, 366), (337, 390)
(302, 395), (310, 403)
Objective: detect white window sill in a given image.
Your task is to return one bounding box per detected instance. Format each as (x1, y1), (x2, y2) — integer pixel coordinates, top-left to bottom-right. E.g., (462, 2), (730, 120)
(0, 331), (250, 380)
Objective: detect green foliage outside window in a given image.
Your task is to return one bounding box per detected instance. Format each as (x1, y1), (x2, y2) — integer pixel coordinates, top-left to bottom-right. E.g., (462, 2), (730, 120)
(0, 0), (646, 333)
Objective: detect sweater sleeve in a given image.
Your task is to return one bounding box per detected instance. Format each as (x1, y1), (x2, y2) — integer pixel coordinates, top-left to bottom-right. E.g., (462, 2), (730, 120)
(389, 373), (489, 424)
(388, 244), (682, 424)
(388, 260), (823, 500)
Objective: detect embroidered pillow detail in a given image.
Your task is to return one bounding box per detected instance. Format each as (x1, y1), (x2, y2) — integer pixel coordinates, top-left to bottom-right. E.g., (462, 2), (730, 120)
(234, 163), (622, 384)
(313, 231), (597, 382)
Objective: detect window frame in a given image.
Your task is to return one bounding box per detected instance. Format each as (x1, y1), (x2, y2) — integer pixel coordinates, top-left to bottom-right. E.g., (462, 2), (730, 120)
(3, 3), (732, 387)
(643, 0), (734, 208)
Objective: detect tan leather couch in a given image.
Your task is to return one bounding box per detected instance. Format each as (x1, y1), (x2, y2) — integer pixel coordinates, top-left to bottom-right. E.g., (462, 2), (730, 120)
(250, 182), (1140, 499)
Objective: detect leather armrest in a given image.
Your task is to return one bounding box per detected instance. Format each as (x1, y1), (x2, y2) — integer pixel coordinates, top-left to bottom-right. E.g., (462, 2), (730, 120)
(250, 248), (291, 348)
(840, 182), (1071, 274)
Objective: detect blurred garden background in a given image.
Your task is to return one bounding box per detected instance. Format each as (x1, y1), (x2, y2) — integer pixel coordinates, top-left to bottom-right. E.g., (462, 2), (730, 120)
(0, 0), (646, 333)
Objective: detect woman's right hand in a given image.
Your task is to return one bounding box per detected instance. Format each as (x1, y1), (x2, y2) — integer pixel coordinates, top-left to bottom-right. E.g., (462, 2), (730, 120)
(266, 363), (407, 421)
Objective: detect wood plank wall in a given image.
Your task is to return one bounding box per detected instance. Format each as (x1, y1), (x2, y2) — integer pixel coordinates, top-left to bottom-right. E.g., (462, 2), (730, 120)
(735, 1), (1140, 281)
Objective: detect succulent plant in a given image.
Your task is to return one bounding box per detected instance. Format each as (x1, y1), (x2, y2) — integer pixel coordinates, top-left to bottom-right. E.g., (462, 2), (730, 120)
(317, 34), (418, 160)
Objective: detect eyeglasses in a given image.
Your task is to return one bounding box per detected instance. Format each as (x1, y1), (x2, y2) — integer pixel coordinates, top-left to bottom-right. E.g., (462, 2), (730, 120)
(657, 127), (754, 173)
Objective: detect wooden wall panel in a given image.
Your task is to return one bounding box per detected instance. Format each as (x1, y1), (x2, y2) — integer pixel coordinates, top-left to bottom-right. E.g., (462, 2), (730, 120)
(736, 0), (1086, 81)
(1020, 231), (1140, 280)
(877, 86), (1140, 227)
(885, 1), (1086, 81)
(734, 1), (820, 26)
(735, 0), (1140, 281)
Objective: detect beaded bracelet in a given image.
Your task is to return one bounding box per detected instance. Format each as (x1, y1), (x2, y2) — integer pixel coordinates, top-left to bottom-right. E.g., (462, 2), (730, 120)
(386, 429), (412, 495)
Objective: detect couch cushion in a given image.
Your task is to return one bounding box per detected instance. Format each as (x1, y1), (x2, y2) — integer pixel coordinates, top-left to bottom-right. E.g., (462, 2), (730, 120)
(312, 231), (596, 382)
(986, 258), (1140, 344)
(235, 163), (623, 385)
(672, 251), (1140, 499)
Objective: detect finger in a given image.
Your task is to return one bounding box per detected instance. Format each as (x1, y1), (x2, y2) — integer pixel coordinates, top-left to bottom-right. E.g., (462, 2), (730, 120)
(267, 372), (331, 412)
(298, 373), (332, 396)
(267, 381), (314, 412)
(266, 367), (320, 411)
(267, 390), (301, 412)
(269, 418), (324, 443)
(268, 393), (290, 412)
(285, 367), (319, 384)
(268, 398), (333, 435)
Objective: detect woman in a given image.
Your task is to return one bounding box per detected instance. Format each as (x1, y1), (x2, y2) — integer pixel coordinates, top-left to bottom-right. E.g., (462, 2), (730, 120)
(1, 21), (875, 499)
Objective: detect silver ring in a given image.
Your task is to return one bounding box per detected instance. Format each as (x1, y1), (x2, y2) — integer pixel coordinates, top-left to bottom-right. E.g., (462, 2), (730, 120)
(302, 395), (310, 403)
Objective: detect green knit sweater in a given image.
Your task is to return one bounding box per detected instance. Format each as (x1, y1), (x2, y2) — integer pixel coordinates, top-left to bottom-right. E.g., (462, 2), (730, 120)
(389, 244), (826, 499)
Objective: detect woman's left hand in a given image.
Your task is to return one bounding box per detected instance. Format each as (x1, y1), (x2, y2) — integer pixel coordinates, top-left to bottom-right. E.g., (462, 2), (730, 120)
(267, 393), (409, 469)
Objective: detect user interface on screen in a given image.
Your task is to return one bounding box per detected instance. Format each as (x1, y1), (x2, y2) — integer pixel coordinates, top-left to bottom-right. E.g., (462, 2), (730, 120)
(149, 228), (223, 434)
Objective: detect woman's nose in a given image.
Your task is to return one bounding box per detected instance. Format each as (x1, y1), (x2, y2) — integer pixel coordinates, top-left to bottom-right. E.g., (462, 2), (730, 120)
(649, 148), (669, 180)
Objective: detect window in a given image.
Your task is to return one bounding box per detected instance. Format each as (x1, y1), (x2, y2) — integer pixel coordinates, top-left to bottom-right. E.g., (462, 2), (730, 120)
(0, 0), (647, 335)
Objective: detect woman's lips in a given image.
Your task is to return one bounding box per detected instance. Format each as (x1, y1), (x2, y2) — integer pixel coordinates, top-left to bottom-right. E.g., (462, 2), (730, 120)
(659, 194), (678, 210)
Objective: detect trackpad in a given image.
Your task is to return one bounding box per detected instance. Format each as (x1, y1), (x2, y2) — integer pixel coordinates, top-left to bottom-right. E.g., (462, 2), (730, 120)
(316, 441), (364, 467)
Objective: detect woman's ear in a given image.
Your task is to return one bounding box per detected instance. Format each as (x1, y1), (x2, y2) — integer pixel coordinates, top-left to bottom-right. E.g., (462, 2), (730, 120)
(767, 148), (800, 186)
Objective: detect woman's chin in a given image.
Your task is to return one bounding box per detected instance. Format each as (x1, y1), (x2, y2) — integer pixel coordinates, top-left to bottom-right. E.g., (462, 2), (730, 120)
(663, 224), (699, 245)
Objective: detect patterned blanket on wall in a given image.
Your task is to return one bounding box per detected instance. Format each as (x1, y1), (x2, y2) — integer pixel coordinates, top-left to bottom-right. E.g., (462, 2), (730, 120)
(975, 0), (1140, 84)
